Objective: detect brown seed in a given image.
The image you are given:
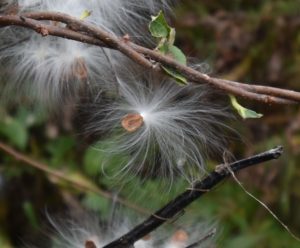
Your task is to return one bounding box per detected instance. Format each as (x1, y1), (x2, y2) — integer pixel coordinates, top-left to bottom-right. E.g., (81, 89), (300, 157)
(73, 57), (88, 81)
(142, 234), (151, 241)
(172, 230), (189, 243)
(85, 240), (97, 248)
(121, 113), (144, 132)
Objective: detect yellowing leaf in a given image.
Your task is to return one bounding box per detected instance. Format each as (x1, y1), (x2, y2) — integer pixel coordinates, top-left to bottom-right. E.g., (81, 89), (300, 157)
(80, 10), (92, 20)
(230, 95), (263, 119)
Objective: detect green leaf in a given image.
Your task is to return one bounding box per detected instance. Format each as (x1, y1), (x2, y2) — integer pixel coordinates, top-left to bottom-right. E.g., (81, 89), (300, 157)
(0, 117), (28, 150)
(159, 44), (188, 85)
(46, 137), (76, 167)
(149, 11), (188, 85)
(162, 66), (188, 85)
(230, 95), (263, 119)
(22, 201), (39, 230)
(159, 44), (187, 65)
(149, 10), (171, 38)
(83, 147), (102, 177)
(168, 28), (176, 45)
(82, 192), (110, 218)
(225, 234), (263, 248)
(168, 45), (187, 65)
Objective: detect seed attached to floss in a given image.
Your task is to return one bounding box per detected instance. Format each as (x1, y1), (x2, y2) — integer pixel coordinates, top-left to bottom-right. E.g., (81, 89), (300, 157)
(73, 57), (88, 81)
(85, 240), (97, 248)
(172, 230), (189, 243)
(142, 234), (152, 241)
(121, 113), (144, 132)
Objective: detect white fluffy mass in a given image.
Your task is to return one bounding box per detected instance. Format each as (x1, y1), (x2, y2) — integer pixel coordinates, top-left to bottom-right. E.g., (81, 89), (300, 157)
(48, 214), (215, 248)
(84, 77), (232, 182)
(0, 0), (173, 106)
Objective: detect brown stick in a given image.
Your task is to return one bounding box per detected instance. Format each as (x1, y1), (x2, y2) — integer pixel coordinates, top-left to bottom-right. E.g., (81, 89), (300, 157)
(132, 44), (295, 104)
(23, 12), (298, 104)
(220, 79), (300, 102)
(22, 12), (155, 70)
(0, 15), (108, 46)
(0, 141), (150, 215)
(0, 12), (299, 105)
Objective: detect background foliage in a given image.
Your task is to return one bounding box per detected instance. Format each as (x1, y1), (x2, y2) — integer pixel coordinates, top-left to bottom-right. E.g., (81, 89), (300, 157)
(0, 0), (300, 247)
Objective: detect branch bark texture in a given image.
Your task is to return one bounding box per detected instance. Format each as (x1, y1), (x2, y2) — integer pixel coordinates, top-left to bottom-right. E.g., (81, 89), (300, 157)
(0, 12), (299, 104)
(103, 146), (283, 248)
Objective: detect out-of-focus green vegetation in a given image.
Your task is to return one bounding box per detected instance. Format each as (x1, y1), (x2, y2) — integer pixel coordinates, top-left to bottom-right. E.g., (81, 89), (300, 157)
(0, 0), (300, 247)
(175, 0), (300, 247)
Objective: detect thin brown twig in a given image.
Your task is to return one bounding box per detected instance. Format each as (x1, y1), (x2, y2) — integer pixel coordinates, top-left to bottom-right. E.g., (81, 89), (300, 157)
(22, 12), (155, 70)
(0, 12), (299, 105)
(23, 12), (300, 104)
(132, 44), (295, 104)
(0, 15), (108, 47)
(220, 79), (300, 102)
(23, 12), (298, 104)
(0, 141), (150, 215)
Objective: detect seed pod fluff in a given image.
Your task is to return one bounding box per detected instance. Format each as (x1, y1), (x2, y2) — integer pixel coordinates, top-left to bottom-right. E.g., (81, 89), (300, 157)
(83, 76), (233, 183)
(45, 213), (215, 248)
(0, 0), (174, 107)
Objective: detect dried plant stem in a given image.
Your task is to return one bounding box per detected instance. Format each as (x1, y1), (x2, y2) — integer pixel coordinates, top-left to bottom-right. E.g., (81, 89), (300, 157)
(0, 141), (150, 215)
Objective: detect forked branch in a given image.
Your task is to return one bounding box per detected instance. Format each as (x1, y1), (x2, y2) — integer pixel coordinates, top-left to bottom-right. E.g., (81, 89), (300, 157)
(0, 12), (299, 104)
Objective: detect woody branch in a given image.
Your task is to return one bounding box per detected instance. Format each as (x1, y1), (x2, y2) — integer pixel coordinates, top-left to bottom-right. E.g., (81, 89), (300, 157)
(103, 146), (283, 247)
(0, 12), (300, 104)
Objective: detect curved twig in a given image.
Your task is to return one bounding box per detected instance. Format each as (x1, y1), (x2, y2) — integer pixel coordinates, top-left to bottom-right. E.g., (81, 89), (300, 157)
(0, 141), (150, 216)
(0, 12), (299, 104)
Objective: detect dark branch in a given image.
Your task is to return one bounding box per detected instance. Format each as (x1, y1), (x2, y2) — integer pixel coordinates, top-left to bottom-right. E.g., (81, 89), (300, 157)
(103, 146), (283, 248)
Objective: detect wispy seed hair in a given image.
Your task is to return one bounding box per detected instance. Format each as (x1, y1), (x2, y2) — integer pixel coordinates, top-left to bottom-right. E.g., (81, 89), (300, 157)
(83, 77), (233, 183)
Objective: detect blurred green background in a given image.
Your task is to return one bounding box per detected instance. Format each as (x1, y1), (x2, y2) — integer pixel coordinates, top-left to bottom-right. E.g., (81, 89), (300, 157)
(1, 0), (300, 247)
